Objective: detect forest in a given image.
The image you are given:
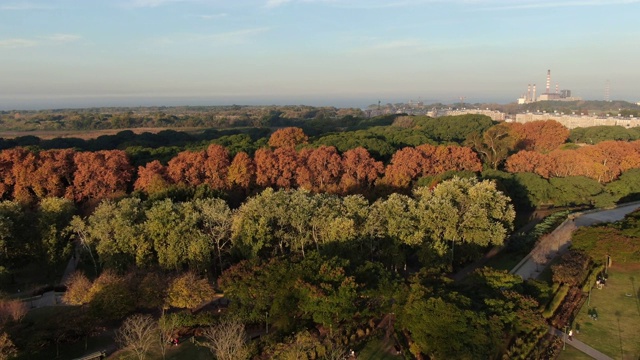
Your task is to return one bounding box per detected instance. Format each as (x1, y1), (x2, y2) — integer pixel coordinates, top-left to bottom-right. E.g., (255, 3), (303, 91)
(1, 110), (640, 359)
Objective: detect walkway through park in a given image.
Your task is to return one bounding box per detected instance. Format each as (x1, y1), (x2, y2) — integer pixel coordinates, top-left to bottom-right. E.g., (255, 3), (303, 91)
(549, 327), (613, 360)
(510, 202), (640, 359)
(511, 201), (640, 280)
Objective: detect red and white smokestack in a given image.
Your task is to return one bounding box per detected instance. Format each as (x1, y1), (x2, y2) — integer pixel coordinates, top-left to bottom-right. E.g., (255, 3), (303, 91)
(546, 69), (551, 94)
(556, 84), (559, 94)
(527, 84), (531, 102)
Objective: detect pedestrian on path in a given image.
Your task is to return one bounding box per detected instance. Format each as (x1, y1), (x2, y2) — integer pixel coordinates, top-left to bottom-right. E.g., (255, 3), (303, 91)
(568, 329), (573, 341)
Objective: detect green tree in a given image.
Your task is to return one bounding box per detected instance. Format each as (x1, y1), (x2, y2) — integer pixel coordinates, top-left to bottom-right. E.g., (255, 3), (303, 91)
(465, 123), (517, 169)
(80, 198), (149, 270)
(37, 197), (75, 267)
(417, 177), (515, 263)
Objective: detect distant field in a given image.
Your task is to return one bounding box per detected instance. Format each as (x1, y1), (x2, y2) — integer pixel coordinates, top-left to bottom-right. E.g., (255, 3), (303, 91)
(568, 265), (640, 360)
(0, 127), (208, 140)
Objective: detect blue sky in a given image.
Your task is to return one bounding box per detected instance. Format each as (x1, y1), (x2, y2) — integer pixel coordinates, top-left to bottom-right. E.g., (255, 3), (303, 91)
(0, 0), (638, 110)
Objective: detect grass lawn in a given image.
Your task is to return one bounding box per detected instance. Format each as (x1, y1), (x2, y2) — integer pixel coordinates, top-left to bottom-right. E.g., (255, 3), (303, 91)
(570, 266), (640, 360)
(357, 336), (403, 360)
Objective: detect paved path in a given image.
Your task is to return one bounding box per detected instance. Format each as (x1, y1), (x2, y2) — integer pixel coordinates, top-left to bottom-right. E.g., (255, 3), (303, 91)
(512, 202), (640, 280)
(549, 327), (614, 360)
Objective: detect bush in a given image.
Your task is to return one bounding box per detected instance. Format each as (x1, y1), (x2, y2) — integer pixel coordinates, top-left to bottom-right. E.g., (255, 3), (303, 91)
(543, 284), (569, 319)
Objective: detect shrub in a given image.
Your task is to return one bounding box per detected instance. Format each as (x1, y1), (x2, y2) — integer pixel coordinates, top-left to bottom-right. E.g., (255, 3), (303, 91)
(543, 284), (569, 319)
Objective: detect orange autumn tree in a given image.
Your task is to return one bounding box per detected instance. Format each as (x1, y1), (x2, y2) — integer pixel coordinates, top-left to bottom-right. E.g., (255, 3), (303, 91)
(296, 146), (342, 193)
(134, 160), (170, 194)
(33, 149), (76, 199)
(254, 148), (279, 188)
(203, 144), (230, 190)
(381, 147), (428, 188)
(166, 150), (207, 186)
(0, 148), (37, 203)
(71, 150), (133, 202)
(268, 127), (308, 149)
(512, 120), (569, 153)
(339, 147), (383, 193)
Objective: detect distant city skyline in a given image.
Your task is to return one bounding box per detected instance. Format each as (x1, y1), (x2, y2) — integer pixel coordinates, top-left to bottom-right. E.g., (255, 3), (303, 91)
(1, 0), (639, 110)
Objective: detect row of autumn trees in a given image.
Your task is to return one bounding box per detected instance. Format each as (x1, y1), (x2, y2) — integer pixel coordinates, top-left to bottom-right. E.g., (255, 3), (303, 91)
(68, 177), (515, 276)
(4, 121), (640, 205)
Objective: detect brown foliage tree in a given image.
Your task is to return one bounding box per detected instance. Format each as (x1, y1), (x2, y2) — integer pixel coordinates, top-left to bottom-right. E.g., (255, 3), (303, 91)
(203, 144), (230, 190)
(134, 160), (170, 194)
(512, 120), (569, 152)
(296, 146), (342, 192)
(268, 127), (308, 149)
(254, 148), (279, 188)
(71, 150), (133, 202)
(33, 149), (76, 199)
(381, 147), (427, 188)
(339, 147), (384, 193)
(0, 148), (37, 203)
(166, 150), (206, 186)
(505, 150), (548, 176)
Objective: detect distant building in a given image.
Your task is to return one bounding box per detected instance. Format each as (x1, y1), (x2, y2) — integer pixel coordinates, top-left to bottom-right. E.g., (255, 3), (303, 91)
(515, 113), (640, 129)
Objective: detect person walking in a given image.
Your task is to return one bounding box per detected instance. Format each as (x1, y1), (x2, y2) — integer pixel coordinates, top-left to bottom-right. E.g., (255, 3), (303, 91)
(568, 329), (573, 341)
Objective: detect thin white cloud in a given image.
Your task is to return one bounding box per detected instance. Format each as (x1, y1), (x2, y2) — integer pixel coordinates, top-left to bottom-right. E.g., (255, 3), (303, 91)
(0, 3), (54, 10)
(0, 34), (81, 49)
(0, 38), (37, 48)
(194, 12), (228, 19)
(40, 34), (82, 43)
(125, 0), (197, 8)
(265, 0), (293, 7)
(158, 27), (271, 46)
(264, 0), (640, 9)
(481, 0), (640, 10)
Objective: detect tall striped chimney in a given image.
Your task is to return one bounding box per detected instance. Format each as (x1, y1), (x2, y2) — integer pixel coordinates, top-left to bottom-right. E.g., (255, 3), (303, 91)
(546, 69), (551, 94)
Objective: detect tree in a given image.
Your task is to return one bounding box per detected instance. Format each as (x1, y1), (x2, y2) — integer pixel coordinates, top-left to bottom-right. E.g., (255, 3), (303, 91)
(513, 120), (569, 152)
(381, 147), (427, 188)
(268, 127), (308, 149)
(203, 144), (230, 190)
(134, 160), (170, 194)
(37, 197), (75, 267)
(0, 332), (17, 360)
(87, 270), (136, 320)
(193, 198), (233, 275)
(339, 147), (383, 193)
(166, 150), (206, 187)
(165, 272), (216, 310)
(200, 318), (250, 360)
(418, 177), (515, 262)
(82, 198), (149, 270)
(115, 314), (157, 360)
(227, 152), (255, 191)
(71, 150), (133, 203)
(157, 313), (178, 360)
(297, 146), (342, 193)
(466, 123), (518, 169)
(62, 271), (92, 305)
(32, 149), (76, 199)
(144, 199), (212, 271)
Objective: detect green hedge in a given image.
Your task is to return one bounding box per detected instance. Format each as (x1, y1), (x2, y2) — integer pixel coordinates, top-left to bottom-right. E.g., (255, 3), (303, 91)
(543, 284), (569, 319)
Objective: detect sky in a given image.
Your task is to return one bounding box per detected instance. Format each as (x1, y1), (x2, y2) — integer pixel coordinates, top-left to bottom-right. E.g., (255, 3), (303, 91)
(0, 0), (639, 110)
